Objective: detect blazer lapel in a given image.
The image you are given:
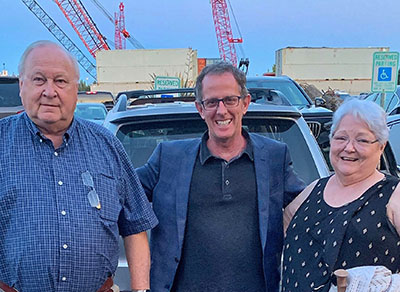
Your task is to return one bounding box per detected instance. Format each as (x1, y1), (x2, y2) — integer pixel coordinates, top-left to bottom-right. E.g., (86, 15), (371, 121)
(252, 135), (270, 251)
(175, 140), (201, 250)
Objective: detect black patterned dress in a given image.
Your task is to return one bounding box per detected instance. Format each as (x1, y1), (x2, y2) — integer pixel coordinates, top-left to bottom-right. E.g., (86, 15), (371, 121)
(282, 175), (400, 292)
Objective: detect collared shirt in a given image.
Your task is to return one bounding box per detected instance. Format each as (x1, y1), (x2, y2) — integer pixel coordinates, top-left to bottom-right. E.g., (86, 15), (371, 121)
(0, 113), (158, 292)
(199, 130), (254, 164)
(172, 130), (265, 291)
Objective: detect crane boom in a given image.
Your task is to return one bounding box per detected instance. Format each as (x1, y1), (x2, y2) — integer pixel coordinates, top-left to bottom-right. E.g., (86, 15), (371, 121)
(210, 0), (242, 67)
(20, 0), (97, 80)
(53, 0), (110, 58)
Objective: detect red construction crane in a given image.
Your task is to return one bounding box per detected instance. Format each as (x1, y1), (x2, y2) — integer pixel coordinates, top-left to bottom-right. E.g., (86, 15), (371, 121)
(88, 0), (144, 49)
(53, 0), (110, 58)
(114, 2), (126, 50)
(210, 0), (242, 67)
(20, 0), (97, 80)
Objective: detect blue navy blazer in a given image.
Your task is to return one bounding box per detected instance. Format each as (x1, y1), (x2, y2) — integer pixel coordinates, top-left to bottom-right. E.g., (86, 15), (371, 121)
(136, 133), (305, 292)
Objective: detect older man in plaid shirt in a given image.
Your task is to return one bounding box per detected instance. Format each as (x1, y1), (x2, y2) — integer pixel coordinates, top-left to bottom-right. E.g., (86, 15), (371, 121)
(0, 40), (157, 292)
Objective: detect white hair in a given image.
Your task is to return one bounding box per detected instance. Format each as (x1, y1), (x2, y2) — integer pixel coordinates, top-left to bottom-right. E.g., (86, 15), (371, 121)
(18, 40), (80, 82)
(330, 98), (389, 145)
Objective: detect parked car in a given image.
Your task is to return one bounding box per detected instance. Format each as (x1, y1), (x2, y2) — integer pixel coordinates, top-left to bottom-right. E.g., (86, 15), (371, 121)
(105, 88), (331, 289)
(77, 90), (115, 110)
(363, 86), (400, 115)
(387, 114), (400, 173)
(74, 102), (108, 125)
(0, 76), (23, 119)
(334, 90), (352, 101)
(246, 76), (333, 164)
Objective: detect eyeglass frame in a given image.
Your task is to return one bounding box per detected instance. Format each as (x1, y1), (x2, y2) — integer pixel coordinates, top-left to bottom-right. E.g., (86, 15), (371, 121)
(81, 170), (101, 209)
(331, 135), (380, 148)
(199, 95), (243, 110)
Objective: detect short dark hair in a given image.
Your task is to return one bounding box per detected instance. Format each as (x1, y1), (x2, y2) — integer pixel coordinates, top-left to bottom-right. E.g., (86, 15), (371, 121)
(195, 62), (248, 102)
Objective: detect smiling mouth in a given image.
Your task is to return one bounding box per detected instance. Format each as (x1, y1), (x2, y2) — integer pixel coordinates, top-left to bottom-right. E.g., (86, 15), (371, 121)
(341, 156), (358, 162)
(216, 119), (232, 126)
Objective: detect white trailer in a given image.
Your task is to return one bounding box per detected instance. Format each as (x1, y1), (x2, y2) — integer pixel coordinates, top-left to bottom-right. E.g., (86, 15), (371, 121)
(275, 47), (390, 95)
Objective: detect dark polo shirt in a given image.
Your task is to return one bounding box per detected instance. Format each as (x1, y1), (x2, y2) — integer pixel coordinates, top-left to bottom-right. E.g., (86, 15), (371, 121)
(171, 131), (266, 292)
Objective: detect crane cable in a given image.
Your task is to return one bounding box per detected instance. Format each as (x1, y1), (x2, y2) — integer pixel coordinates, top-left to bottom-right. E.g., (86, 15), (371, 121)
(227, 0), (245, 59)
(87, 0), (144, 49)
(87, 0), (113, 22)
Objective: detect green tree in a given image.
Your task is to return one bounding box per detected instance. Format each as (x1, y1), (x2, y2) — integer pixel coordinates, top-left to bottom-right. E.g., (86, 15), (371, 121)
(78, 80), (90, 91)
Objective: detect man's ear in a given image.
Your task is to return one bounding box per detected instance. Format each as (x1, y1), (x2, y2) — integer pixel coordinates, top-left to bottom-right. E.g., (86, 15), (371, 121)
(195, 101), (205, 120)
(242, 94), (251, 114)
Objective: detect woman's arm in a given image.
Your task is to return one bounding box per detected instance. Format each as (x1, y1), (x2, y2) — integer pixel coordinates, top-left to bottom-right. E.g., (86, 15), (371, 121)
(387, 183), (400, 236)
(283, 180), (318, 234)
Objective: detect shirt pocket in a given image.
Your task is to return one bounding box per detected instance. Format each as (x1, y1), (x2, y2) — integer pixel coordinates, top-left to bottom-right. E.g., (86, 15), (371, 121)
(93, 172), (122, 223)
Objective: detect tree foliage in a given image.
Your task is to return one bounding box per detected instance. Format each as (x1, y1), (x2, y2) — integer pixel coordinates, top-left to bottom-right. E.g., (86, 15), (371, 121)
(78, 80), (90, 91)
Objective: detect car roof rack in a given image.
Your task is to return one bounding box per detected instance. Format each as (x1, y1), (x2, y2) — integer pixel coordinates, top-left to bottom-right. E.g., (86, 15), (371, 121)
(116, 88), (195, 101)
(116, 87), (293, 107)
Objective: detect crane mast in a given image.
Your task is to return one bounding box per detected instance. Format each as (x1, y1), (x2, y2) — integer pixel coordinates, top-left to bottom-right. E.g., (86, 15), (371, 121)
(53, 0), (110, 58)
(20, 0), (97, 79)
(210, 0), (242, 67)
(114, 2), (126, 50)
(88, 0), (144, 49)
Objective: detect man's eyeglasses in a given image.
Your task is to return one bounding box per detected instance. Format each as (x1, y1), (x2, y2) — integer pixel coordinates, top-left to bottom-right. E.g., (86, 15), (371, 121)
(331, 135), (379, 148)
(81, 171), (101, 209)
(200, 95), (242, 110)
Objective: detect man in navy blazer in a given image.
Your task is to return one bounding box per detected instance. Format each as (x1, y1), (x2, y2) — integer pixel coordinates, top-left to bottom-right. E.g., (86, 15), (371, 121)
(137, 62), (305, 291)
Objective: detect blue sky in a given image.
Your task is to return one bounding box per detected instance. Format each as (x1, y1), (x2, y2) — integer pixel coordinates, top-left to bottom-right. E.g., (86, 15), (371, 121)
(1, 0), (399, 83)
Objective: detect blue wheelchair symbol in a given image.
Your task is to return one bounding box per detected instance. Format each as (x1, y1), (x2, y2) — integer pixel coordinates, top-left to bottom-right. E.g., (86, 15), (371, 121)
(378, 67), (392, 81)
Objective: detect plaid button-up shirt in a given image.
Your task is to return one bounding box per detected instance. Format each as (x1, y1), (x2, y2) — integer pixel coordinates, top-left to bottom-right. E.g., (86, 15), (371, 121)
(0, 113), (158, 292)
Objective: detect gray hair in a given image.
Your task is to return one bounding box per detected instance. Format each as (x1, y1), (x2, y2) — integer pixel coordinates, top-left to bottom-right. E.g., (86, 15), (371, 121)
(330, 98), (389, 145)
(18, 40), (80, 82)
(195, 62), (248, 102)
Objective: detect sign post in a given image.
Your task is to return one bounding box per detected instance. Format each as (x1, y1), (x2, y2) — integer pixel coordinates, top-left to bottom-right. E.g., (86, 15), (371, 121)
(154, 76), (181, 90)
(371, 52), (399, 107)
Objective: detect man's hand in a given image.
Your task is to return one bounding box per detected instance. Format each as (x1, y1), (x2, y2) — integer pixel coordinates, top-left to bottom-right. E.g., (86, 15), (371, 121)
(124, 231), (151, 290)
(387, 184), (400, 236)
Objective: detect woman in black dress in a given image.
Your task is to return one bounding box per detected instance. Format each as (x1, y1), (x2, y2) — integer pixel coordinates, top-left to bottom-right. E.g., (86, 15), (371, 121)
(282, 99), (400, 292)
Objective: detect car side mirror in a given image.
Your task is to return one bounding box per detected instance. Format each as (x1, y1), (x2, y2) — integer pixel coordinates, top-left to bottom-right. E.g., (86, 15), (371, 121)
(314, 97), (326, 107)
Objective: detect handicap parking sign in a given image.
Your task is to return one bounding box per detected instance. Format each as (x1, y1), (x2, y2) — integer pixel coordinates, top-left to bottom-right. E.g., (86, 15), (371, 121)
(377, 67), (392, 81)
(372, 52), (399, 92)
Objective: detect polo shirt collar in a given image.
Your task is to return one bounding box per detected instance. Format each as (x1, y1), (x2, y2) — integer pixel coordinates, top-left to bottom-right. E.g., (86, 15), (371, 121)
(199, 128), (254, 164)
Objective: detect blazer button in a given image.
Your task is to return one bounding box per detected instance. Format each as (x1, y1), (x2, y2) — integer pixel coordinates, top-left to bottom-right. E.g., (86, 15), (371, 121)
(175, 257), (179, 263)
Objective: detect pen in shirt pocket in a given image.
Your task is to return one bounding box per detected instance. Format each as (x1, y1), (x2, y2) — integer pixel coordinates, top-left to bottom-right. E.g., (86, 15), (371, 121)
(81, 170), (101, 209)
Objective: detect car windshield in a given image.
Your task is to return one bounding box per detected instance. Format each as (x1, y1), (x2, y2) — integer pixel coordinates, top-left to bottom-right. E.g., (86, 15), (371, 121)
(0, 80), (22, 107)
(74, 104), (107, 120)
(246, 79), (310, 107)
(116, 117), (318, 184)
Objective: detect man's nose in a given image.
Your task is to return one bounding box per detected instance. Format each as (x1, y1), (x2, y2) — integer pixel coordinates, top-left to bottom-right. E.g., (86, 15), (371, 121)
(42, 81), (57, 97)
(216, 100), (228, 113)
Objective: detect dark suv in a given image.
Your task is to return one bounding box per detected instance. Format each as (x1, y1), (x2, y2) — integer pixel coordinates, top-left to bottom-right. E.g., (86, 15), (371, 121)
(105, 89), (331, 290)
(246, 76), (333, 160)
(0, 76), (23, 119)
